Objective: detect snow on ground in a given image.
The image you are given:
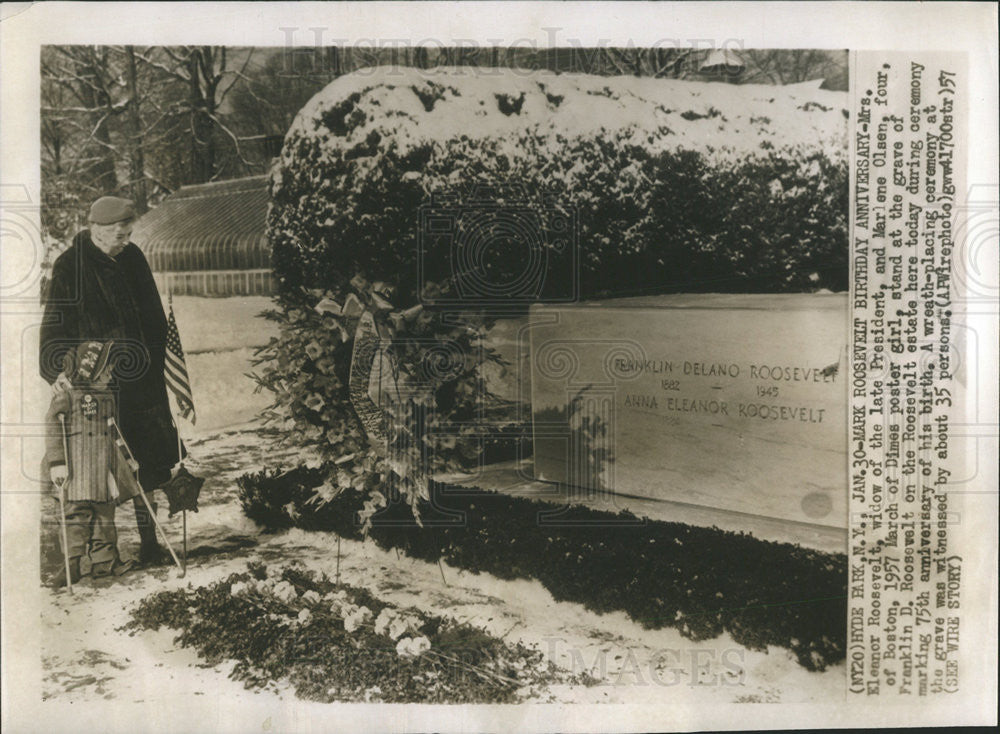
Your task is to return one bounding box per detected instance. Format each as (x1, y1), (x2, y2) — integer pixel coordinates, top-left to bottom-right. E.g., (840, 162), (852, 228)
(184, 348), (273, 431)
(41, 421), (843, 705)
(166, 296), (278, 432)
(169, 296), (277, 354)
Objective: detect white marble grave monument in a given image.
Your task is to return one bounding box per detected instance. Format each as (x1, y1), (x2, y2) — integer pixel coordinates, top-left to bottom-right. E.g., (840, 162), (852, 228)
(529, 294), (849, 530)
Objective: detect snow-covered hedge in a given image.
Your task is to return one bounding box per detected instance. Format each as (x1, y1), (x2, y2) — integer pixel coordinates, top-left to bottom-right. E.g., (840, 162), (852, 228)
(269, 67), (848, 300)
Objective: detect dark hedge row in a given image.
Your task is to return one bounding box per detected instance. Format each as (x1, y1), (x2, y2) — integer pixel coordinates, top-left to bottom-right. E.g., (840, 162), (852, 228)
(125, 562), (583, 703)
(270, 136), (849, 305)
(238, 467), (847, 671)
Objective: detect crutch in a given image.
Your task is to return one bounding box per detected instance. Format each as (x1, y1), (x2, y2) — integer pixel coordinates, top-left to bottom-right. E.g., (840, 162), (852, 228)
(182, 507), (187, 577)
(175, 419), (187, 576)
(107, 416), (185, 577)
(55, 413), (74, 594)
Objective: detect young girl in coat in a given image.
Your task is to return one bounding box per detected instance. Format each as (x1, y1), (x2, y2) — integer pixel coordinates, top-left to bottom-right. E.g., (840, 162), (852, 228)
(45, 340), (139, 586)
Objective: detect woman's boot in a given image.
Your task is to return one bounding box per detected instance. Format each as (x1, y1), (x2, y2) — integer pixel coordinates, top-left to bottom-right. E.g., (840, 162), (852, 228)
(133, 496), (167, 566)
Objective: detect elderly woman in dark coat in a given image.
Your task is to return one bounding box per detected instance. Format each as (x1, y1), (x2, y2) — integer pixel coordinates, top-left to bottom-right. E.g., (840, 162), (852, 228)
(40, 196), (180, 565)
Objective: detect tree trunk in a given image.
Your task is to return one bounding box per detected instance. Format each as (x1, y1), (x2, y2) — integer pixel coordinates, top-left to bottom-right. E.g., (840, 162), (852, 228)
(326, 46), (342, 76)
(188, 50), (215, 182)
(124, 46), (147, 213)
(74, 55), (118, 195)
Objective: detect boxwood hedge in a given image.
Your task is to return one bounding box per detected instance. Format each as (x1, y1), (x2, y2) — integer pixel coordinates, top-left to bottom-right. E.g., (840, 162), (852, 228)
(269, 68), (848, 302)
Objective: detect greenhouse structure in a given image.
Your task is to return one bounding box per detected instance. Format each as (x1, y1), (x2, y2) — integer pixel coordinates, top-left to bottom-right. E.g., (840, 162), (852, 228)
(133, 175), (271, 297)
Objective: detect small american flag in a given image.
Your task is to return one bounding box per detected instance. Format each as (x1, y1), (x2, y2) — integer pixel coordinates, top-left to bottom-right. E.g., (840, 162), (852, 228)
(165, 295), (196, 424)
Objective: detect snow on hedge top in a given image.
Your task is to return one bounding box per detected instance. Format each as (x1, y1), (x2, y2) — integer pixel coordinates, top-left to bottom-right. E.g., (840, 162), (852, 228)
(284, 66), (847, 167)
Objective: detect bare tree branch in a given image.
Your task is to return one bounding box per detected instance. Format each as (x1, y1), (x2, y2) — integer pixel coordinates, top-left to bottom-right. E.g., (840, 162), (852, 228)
(135, 48), (192, 82)
(205, 111), (255, 167)
(216, 48), (256, 107)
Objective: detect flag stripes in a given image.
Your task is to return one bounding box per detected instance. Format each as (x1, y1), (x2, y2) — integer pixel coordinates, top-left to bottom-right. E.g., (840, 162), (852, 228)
(165, 296), (196, 424)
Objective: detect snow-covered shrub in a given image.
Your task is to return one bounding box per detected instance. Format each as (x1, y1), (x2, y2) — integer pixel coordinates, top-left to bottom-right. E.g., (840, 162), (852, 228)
(270, 67), (848, 300)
